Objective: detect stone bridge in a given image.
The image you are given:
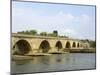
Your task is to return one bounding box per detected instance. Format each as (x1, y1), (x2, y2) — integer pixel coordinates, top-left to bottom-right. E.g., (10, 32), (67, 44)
(12, 33), (90, 55)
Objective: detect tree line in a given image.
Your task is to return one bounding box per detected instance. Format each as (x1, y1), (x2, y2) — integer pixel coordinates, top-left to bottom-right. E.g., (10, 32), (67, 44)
(17, 29), (68, 38)
(81, 39), (96, 48)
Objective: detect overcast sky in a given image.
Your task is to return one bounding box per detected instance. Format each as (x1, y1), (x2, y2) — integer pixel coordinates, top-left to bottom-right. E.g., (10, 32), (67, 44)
(12, 1), (96, 40)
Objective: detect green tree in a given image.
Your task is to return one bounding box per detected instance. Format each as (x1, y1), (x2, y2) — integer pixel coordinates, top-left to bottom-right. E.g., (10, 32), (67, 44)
(17, 30), (37, 35)
(25, 30), (30, 34)
(80, 39), (96, 48)
(30, 30), (37, 35)
(89, 41), (96, 48)
(17, 31), (24, 34)
(40, 32), (47, 36)
(48, 33), (57, 37)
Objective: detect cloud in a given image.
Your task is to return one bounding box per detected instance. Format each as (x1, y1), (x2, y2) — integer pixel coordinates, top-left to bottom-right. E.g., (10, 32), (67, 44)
(12, 5), (95, 40)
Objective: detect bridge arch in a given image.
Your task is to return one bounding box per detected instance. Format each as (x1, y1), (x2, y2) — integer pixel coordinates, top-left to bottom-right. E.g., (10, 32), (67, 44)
(77, 43), (80, 47)
(39, 40), (51, 53)
(72, 42), (76, 47)
(55, 41), (63, 51)
(65, 41), (71, 48)
(13, 39), (32, 55)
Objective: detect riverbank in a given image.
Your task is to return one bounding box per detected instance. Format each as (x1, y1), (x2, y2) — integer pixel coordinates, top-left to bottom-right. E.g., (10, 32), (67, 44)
(12, 53), (52, 61)
(69, 48), (96, 53)
(12, 55), (33, 61)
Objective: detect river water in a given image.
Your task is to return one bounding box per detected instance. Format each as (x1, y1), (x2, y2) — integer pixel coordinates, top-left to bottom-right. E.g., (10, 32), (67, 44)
(11, 53), (96, 74)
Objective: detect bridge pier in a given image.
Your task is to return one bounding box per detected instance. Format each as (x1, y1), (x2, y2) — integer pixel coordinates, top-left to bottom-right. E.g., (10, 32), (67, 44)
(63, 48), (70, 52)
(48, 47), (56, 53)
(48, 47), (65, 54)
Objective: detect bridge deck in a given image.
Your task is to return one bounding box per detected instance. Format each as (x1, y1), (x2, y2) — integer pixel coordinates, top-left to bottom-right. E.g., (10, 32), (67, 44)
(12, 33), (80, 41)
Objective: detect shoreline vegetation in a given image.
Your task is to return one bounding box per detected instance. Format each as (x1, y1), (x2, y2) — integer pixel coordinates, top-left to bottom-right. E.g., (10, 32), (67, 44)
(17, 30), (69, 38)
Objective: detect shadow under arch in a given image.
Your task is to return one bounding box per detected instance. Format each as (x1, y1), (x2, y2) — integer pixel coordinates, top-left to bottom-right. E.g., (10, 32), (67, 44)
(65, 41), (71, 48)
(39, 40), (51, 53)
(77, 43), (80, 47)
(55, 41), (63, 51)
(13, 39), (32, 55)
(72, 42), (76, 47)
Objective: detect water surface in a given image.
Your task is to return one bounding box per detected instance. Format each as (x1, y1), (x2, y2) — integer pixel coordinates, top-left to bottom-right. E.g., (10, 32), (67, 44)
(11, 53), (96, 74)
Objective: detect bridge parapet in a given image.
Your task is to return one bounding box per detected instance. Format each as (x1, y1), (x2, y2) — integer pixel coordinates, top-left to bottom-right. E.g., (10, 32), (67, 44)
(12, 33), (81, 41)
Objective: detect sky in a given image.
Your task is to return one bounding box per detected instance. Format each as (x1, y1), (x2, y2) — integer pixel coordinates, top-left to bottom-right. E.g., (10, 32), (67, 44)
(12, 1), (96, 40)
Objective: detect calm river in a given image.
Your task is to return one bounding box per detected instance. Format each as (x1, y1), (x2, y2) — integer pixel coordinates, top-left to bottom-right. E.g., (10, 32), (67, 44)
(11, 53), (96, 74)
